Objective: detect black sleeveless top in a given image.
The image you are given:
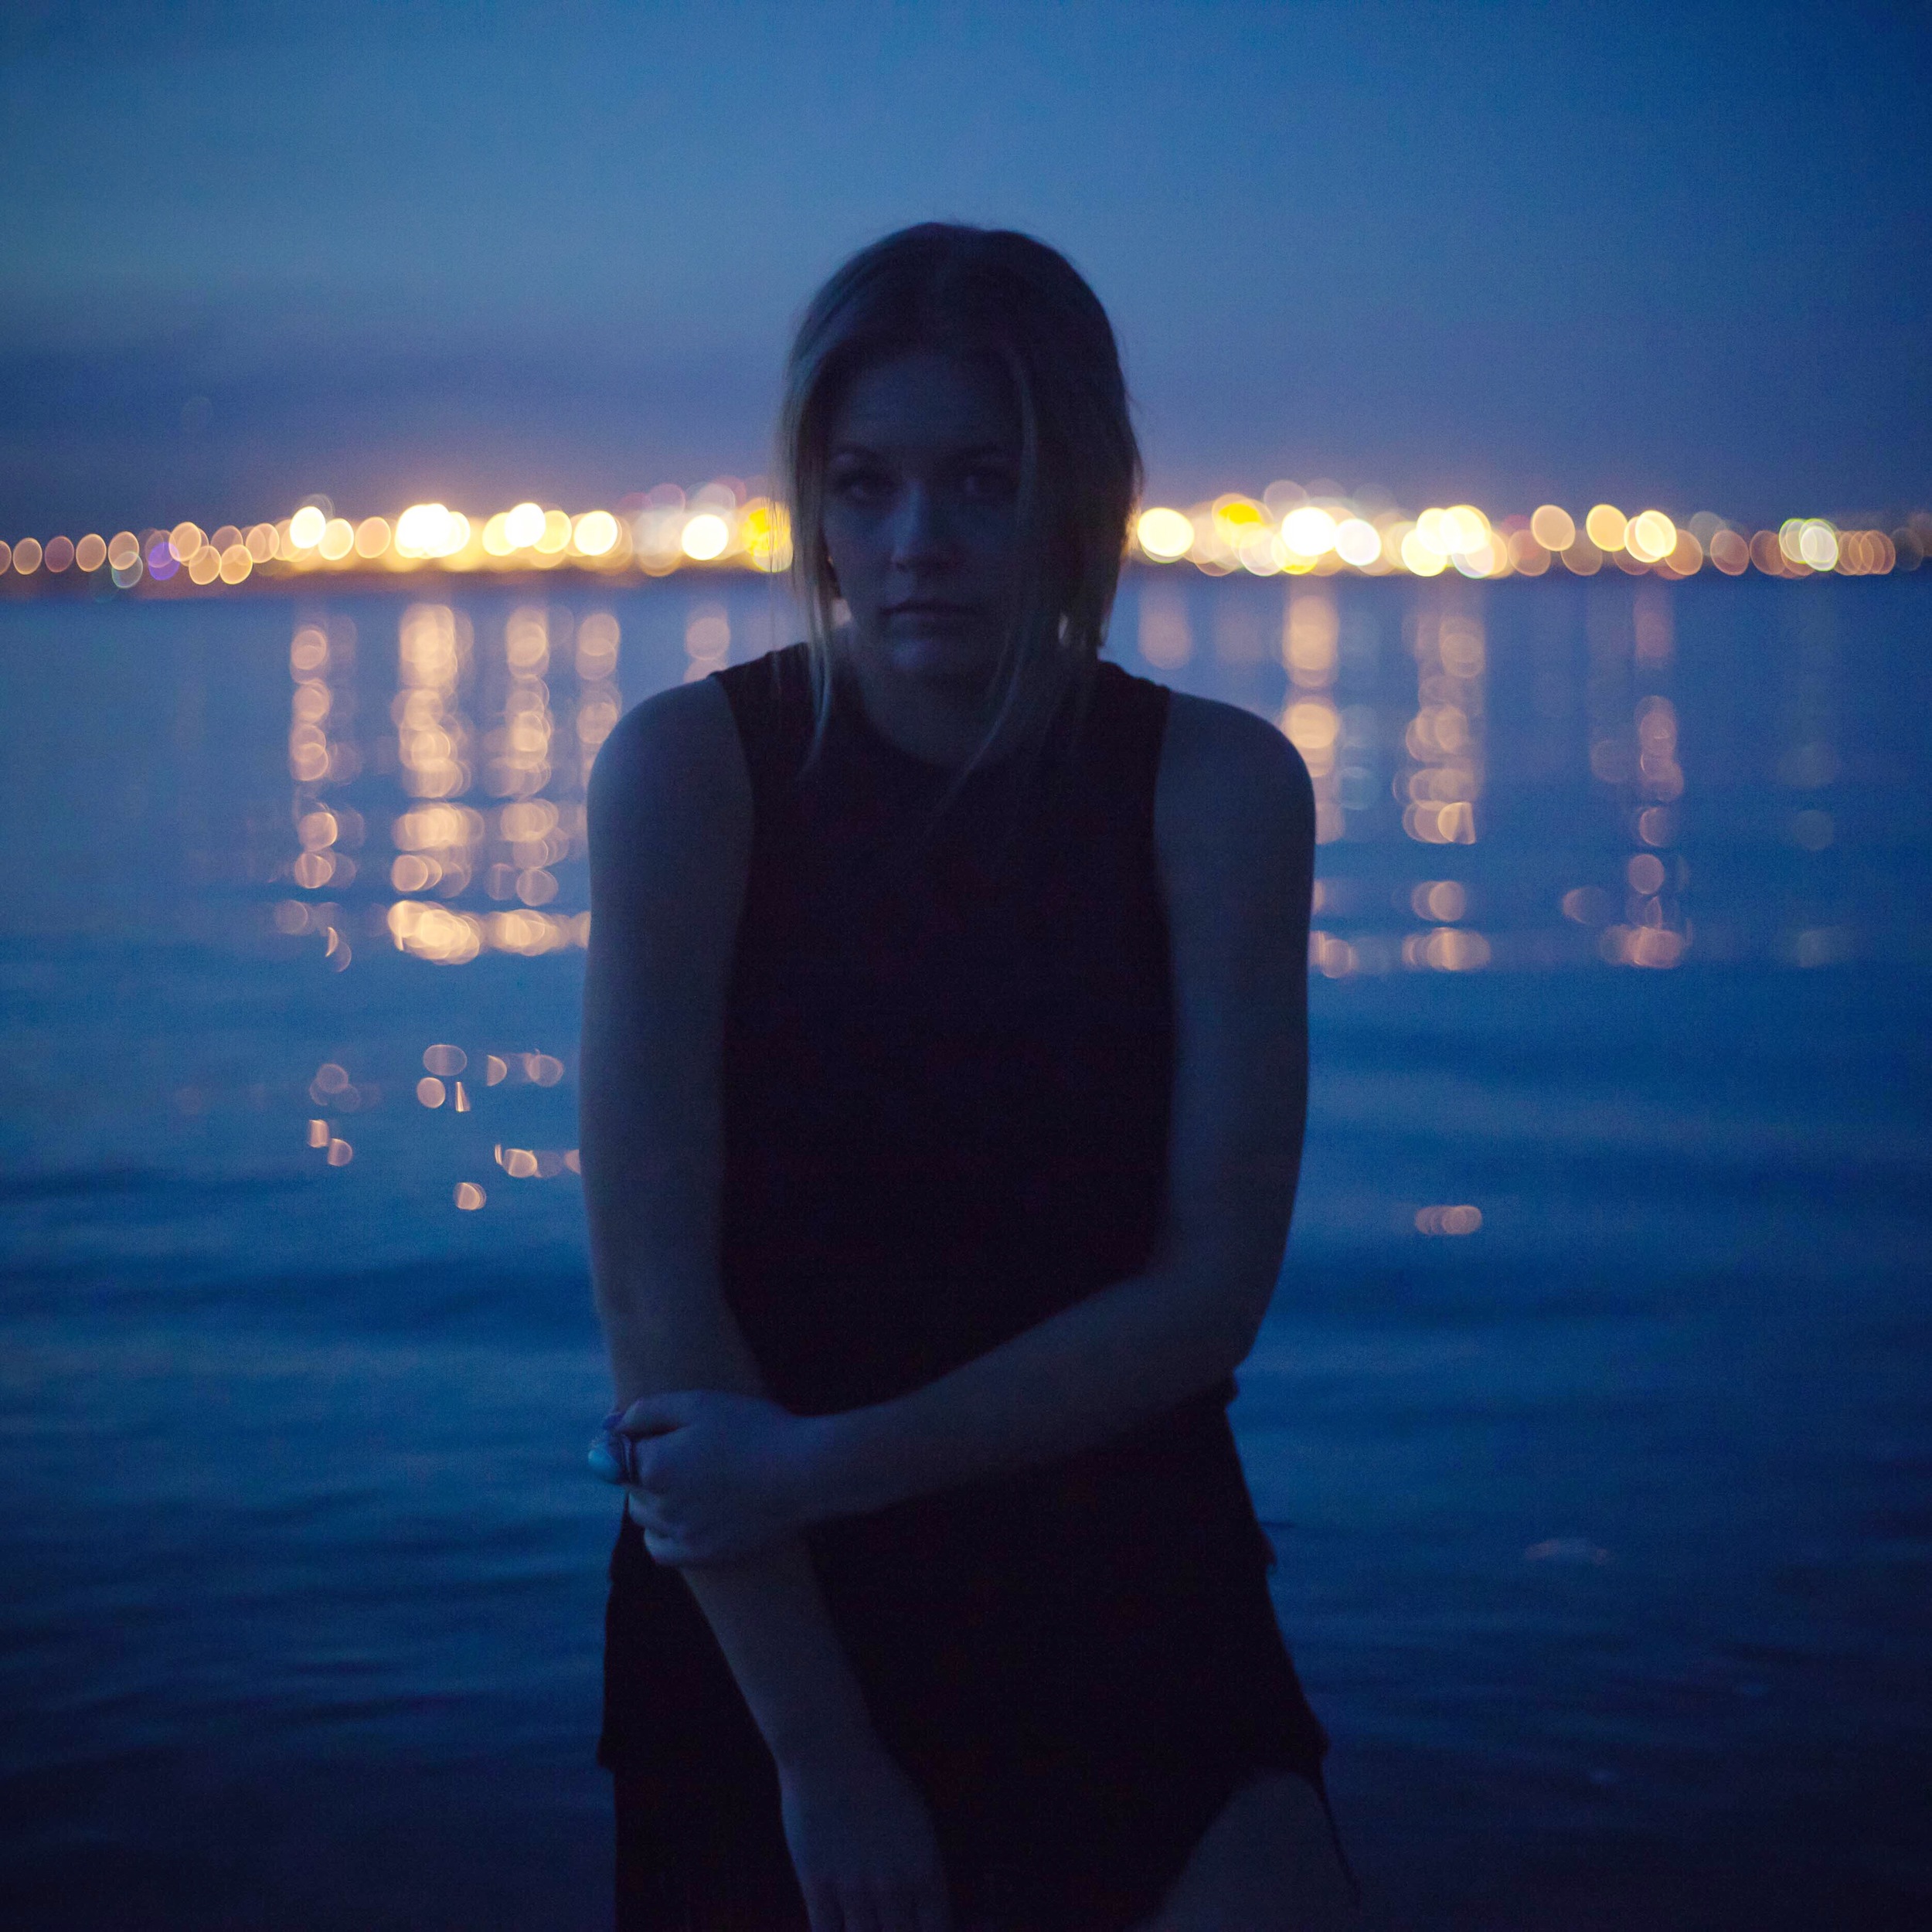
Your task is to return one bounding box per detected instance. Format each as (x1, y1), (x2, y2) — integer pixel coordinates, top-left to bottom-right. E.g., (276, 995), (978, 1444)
(602, 644), (1328, 1929)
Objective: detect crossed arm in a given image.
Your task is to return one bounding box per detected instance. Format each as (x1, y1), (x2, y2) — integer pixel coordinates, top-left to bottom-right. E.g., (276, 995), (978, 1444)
(580, 675), (1313, 1761)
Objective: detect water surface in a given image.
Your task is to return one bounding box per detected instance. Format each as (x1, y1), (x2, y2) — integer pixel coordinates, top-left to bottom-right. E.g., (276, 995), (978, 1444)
(2, 570), (1927, 1927)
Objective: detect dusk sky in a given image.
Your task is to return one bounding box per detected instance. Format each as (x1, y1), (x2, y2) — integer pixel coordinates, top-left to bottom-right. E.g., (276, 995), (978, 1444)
(5, 0), (1927, 533)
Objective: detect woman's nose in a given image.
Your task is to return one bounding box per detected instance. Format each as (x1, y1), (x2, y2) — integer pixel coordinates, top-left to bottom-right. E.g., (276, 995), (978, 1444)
(889, 485), (954, 566)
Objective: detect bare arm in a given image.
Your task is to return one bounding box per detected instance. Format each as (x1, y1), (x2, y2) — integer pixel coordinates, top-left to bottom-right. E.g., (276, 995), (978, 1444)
(580, 681), (876, 1771)
(813, 691), (1315, 1518)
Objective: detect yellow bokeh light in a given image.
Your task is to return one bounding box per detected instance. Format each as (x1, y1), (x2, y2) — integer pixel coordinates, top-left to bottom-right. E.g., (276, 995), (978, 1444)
(395, 504), (469, 560)
(1440, 505), (1491, 555)
(504, 502), (547, 549)
(1135, 507), (1194, 561)
(740, 500), (794, 573)
(573, 510), (619, 557)
(1280, 505), (1338, 559)
(1212, 497), (1266, 546)
(1797, 519), (1839, 570)
(455, 1182), (486, 1210)
(681, 512), (731, 561)
(1584, 504), (1628, 551)
(0, 479), (1895, 597)
(1400, 527), (1447, 575)
(1414, 509), (1450, 556)
(1529, 505), (1576, 550)
(1625, 510), (1676, 563)
(417, 1076), (447, 1107)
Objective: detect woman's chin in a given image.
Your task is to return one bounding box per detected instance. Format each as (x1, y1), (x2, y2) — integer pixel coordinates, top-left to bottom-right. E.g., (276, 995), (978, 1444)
(879, 631), (1003, 689)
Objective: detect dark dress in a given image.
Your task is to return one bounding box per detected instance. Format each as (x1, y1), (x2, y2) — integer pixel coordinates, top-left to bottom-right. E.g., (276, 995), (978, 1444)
(600, 643), (1333, 1930)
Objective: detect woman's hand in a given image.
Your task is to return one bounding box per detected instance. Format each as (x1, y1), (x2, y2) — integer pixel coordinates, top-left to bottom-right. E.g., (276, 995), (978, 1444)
(779, 1740), (954, 1932)
(610, 1389), (828, 1567)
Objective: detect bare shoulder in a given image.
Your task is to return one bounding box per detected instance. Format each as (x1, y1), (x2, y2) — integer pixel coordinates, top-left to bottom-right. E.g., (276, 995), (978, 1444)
(1155, 689), (1315, 862)
(586, 677), (750, 876)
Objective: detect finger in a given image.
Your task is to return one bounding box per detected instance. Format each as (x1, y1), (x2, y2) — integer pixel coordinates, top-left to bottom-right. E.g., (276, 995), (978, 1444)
(617, 1392), (695, 1437)
(641, 1526), (688, 1567)
(629, 1490), (681, 1539)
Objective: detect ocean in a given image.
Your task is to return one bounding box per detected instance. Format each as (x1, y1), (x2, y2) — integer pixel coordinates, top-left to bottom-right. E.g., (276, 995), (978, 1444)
(2, 568), (1927, 1928)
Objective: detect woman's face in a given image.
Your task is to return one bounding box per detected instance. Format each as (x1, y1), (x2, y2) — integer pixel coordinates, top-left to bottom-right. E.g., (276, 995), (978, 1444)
(821, 349), (1026, 693)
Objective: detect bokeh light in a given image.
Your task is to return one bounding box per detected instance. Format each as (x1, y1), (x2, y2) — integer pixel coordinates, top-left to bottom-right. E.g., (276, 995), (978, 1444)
(505, 502), (547, 549)
(1625, 510), (1676, 563)
(1529, 505), (1576, 550)
(1135, 507), (1194, 561)
(572, 510), (619, 557)
(2, 480), (1916, 597)
(1584, 505), (1628, 551)
(680, 512), (730, 561)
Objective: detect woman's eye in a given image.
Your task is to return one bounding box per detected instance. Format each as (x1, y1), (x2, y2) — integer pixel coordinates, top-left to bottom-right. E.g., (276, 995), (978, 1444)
(832, 469), (891, 503)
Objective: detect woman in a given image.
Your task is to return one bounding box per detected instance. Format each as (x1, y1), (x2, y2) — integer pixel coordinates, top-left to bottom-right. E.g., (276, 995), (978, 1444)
(581, 224), (1354, 1931)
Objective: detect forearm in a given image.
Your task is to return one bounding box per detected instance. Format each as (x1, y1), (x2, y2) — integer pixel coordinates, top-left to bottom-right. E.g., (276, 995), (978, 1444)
(676, 1539), (880, 1771)
(597, 1264), (883, 1771)
(595, 1258), (768, 1407)
(818, 1266), (1247, 1520)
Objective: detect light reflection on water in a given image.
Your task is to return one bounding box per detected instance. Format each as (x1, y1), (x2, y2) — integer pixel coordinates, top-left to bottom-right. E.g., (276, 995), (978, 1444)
(1, 573), (1929, 1927)
(29, 567), (1907, 1219)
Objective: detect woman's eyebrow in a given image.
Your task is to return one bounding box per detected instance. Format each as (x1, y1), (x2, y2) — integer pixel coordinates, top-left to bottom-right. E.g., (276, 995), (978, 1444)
(828, 439), (1017, 462)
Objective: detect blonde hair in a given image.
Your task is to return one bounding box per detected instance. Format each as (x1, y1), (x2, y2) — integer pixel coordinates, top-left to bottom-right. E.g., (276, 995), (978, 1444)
(780, 223), (1141, 773)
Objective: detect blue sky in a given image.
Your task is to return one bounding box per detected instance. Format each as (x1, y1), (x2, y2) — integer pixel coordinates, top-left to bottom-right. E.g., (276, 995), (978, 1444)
(4, 0), (1927, 531)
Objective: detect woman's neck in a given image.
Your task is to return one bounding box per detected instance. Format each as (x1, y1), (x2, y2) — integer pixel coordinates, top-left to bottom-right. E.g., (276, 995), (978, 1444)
(839, 640), (1067, 772)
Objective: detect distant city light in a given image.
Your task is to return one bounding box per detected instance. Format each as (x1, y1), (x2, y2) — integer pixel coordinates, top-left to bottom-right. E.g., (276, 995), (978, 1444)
(1530, 505), (1577, 550)
(505, 502), (546, 549)
(3, 483), (1924, 597)
(1585, 504), (1628, 552)
(679, 512), (730, 561)
(1135, 507), (1194, 561)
